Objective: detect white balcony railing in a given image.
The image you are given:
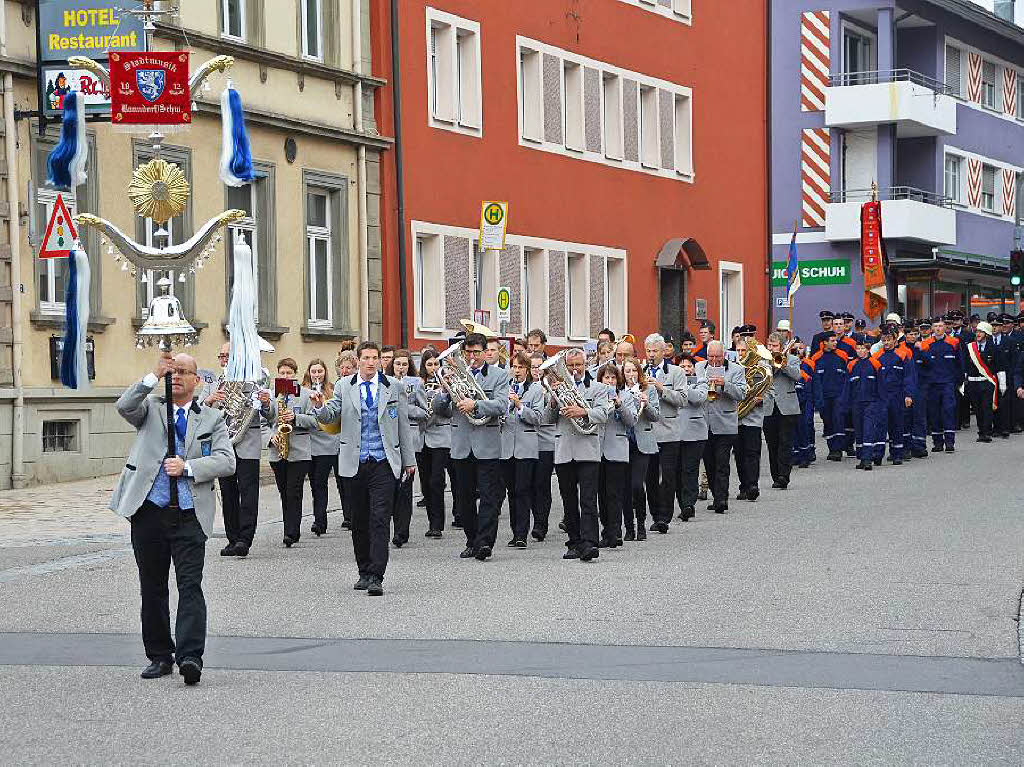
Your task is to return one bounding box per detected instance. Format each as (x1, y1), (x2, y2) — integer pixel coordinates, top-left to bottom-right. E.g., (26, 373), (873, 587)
(825, 187), (957, 245)
(825, 70), (957, 137)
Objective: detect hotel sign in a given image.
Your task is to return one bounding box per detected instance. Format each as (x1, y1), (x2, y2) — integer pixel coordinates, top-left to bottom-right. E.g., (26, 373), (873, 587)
(38, 1), (145, 63)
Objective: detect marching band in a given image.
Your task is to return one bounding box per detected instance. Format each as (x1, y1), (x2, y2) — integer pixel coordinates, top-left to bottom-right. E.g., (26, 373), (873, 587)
(199, 309), (1024, 593)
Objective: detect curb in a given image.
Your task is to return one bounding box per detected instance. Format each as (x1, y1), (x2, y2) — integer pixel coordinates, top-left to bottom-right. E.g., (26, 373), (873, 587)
(1018, 587), (1024, 665)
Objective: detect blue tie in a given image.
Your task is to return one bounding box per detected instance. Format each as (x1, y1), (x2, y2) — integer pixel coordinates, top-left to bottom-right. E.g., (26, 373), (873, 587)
(363, 381), (373, 409)
(175, 408), (187, 443)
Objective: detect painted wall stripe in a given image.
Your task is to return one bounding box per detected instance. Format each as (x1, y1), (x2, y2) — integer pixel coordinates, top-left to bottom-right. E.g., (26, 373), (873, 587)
(800, 10), (830, 112)
(801, 127), (830, 227)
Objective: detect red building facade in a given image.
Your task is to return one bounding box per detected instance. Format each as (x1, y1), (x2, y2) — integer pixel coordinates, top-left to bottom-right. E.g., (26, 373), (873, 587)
(372, 0), (769, 348)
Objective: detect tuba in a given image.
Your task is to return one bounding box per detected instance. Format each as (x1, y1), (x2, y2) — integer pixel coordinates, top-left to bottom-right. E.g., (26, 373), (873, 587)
(436, 341), (493, 426)
(423, 379), (442, 420)
(737, 339), (774, 421)
(213, 373), (268, 446)
(539, 350), (598, 436)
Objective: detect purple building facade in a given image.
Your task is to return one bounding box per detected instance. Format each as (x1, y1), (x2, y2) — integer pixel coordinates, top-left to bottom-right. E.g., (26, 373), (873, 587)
(772, 0), (1024, 342)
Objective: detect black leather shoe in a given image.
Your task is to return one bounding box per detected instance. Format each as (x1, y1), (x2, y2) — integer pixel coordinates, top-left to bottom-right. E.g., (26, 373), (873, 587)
(562, 549), (579, 559)
(864, 462), (873, 470)
(367, 577), (384, 596)
(746, 491), (759, 502)
(425, 529), (442, 538)
(873, 457), (883, 466)
(611, 538), (623, 548)
(416, 498), (427, 507)
(340, 520), (352, 530)
(597, 539), (609, 548)
(931, 445), (944, 452)
(697, 489), (708, 501)
(624, 530), (635, 541)
(354, 576), (370, 590)
(531, 530), (546, 542)
(655, 523), (669, 534)
(474, 546), (492, 561)
(891, 458), (903, 466)
(220, 543), (238, 556)
(713, 503), (728, 514)
(912, 450), (929, 458)
(682, 506), (695, 520)
(141, 660), (173, 679)
(827, 451), (842, 461)
(736, 489), (748, 501)
(311, 524), (326, 536)
(978, 436), (992, 443)
(945, 445), (955, 452)
(636, 528), (647, 541)
(282, 536), (295, 548)
(178, 658), (202, 686)
(579, 547), (599, 562)
(771, 481), (785, 489)
(558, 520), (567, 532)
(459, 546), (476, 559)
(234, 544), (250, 558)
(511, 539), (527, 549)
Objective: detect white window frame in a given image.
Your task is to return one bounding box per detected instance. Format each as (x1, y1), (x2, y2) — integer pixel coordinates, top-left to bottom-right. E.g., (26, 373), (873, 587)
(414, 233), (445, 332)
(841, 22), (876, 78)
(615, 0), (692, 24)
(943, 154), (963, 205)
(301, 0), (323, 62)
(518, 46), (543, 143)
(981, 60), (998, 110)
(425, 8), (482, 137)
(944, 144), (1023, 222)
(221, 0), (245, 41)
(639, 84), (659, 169)
(673, 93), (693, 176)
(946, 36), (1024, 127)
(523, 247), (548, 333)
(602, 72), (623, 161)
(562, 60), (584, 152)
(605, 255), (627, 337)
(37, 188), (75, 314)
(516, 36), (694, 183)
(719, 261), (744, 344)
(945, 44), (963, 98)
(306, 189), (333, 327)
(980, 164), (997, 212)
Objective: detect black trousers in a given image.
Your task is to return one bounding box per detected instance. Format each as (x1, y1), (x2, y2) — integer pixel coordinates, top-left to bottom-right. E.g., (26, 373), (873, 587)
(555, 460), (600, 552)
(502, 457), (536, 541)
(598, 459), (627, 542)
(271, 459), (311, 541)
(343, 458), (396, 580)
(392, 467), (413, 544)
(995, 385), (1013, 435)
(627, 443), (649, 530)
(417, 446), (449, 532)
(130, 502), (207, 666)
(309, 454), (338, 531)
(531, 450), (555, 535)
(763, 410), (796, 486)
(968, 381), (995, 438)
(645, 441), (679, 525)
(453, 454), (502, 550)
(733, 425), (763, 494)
(679, 439), (705, 513)
(219, 457), (260, 547)
(447, 462), (461, 526)
(703, 433), (736, 506)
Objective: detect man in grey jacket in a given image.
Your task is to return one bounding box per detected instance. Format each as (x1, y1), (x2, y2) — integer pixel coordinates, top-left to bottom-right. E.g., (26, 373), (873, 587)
(695, 342), (748, 513)
(110, 352), (236, 685)
(763, 332), (802, 489)
(642, 334), (687, 534)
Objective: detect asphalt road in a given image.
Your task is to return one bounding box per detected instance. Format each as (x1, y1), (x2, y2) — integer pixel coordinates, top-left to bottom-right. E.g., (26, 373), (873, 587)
(1, 427), (1022, 764)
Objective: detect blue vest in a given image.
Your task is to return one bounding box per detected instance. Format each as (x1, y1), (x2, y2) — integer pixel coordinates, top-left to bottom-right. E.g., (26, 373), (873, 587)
(146, 414), (195, 509)
(359, 382), (386, 462)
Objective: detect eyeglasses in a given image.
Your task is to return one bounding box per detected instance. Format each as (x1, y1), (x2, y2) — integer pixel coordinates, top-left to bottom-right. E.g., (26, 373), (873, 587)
(171, 368), (196, 377)
(465, 348), (485, 356)
(217, 353), (230, 359)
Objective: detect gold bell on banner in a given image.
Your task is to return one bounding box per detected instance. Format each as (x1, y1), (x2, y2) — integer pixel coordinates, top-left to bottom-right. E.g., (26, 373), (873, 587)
(136, 277), (199, 350)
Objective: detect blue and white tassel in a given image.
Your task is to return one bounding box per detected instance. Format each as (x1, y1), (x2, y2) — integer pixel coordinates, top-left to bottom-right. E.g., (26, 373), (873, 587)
(60, 247), (91, 390)
(46, 91), (89, 190)
(226, 230), (262, 382)
(219, 85), (255, 187)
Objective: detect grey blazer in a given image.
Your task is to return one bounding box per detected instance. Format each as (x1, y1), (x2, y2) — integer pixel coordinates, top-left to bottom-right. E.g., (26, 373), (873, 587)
(268, 387), (319, 463)
(433, 362), (510, 460)
(500, 379), (543, 460)
(233, 395), (276, 461)
(695, 360), (748, 436)
(645, 361), (686, 443)
(630, 384), (661, 455)
(109, 379), (236, 538)
(601, 389), (638, 462)
(313, 372), (417, 479)
(409, 380), (451, 450)
(765, 355), (802, 416)
(545, 374), (613, 464)
(678, 374), (710, 442)
(397, 377), (425, 453)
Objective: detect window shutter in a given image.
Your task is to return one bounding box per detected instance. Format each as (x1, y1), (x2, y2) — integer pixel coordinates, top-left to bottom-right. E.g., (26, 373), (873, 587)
(945, 45), (960, 97)
(500, 245), (523, 334)
(659, 89), (674, 169)
(444, 236), (470, 330)
(623, 79), (639, 162)
(324, 0), (340, 68)
(589, 255), (605, 338)
(548, 250), (566, 338)
(543, 54), (563, 145)
(584, 67), (602, 153)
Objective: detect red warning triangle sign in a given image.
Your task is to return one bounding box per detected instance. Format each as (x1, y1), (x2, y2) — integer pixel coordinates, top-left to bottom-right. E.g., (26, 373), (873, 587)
(39, 193), (78, 259)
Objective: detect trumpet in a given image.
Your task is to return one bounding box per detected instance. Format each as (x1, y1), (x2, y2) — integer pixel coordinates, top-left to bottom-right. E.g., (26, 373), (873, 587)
(704, 368), (725, 403)
(271, 394), (293, 459)
(771, 340), (797, 369)
(630, 383), (647, 420)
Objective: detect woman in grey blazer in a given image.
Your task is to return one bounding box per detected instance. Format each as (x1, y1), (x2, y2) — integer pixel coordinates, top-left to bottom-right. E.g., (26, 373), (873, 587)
(269, 357), (320, 547)
(623, 357), (660, 541)
(409, 348), (450, 537)
(529, 353), (556, 541)
(677, 355), (710, 521)
(304, 359), (340, 537)
(387, 350), (420, 547)
(598, 363), (636, 548)
(500, 352), (544, 548)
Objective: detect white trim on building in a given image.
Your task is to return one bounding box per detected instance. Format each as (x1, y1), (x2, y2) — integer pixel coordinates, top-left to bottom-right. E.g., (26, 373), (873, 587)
(615, 0), (692, 25)
(425, 8), (483, 138)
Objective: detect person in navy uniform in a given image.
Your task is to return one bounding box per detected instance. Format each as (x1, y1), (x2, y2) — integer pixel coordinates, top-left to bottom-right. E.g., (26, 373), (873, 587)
(811, 310), (835, 354)
(693, 320), (714, 362)
(874, 326), (916, 465)
(904, 320), (932, 459)
(792, 340), (816, 469)
(920, 317), (963, 453)
(810, 332), (850, 461)
(846, 338), (883, 470)
(1012, 312), (1024, 433)
(965, 321), (998, 442)
(991, 314), (1016, 439)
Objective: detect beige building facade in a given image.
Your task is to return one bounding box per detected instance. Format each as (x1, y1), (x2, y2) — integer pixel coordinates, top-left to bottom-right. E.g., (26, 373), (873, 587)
(0, 0), (388, 488)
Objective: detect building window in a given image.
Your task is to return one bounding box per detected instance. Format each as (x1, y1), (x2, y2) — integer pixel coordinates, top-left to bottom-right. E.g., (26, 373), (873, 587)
(673, 93), (693, 176)
(945, 45), (961, 98)
(995, 1), (1016, 23)
(302, 171), (349, 332)
(415, 234), (444, 330)
(42, 420), (79, 453)
(523, 248), (547, 331)
(222, 0), (245, 39)
(602, 73), (623, 160)
(567, 252), (588, 340)
(982, 61), (997, 110)
(842, 27), (874, 81)
(563, 61), (584, 151)
(606, 257), (626, 335)
(639, 85), (659, 168)
(616, 0), (691, 23)
(943, 155), (962, 203)
(981, 164), (997, 212)
(426, 9), (481, 136)
(519, 47), (543, 142)
(306, 188), (332, 326)
(36, 189), (75, 314)
(301, 0), (322, 60)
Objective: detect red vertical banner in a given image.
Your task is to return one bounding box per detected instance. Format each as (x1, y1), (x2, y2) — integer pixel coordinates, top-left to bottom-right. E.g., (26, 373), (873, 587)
(860, 200), (888, 320)
(110, 51), (192, 127)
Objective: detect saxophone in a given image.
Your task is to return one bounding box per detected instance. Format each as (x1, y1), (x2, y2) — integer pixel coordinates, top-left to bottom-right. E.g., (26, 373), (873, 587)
(737, 339), (774, 421)
(539, 350), (598, 436)
(271, 394), (293, 460)
(436, 341), (493, 426)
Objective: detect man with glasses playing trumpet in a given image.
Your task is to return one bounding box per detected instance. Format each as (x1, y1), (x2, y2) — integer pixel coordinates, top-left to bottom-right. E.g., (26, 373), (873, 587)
(762, 333), (802, 491)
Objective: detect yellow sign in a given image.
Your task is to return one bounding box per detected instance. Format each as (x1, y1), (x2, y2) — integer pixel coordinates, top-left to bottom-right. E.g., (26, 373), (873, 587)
(479, 201), (508, 251)
(496, 286), (511, 323)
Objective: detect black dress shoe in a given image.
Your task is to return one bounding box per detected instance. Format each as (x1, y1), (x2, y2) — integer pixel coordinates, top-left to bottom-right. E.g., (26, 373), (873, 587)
(873, 457), (883, 466)
(354, 576), (370, 590)
(713, 503), (728, 514)
(891, 459), (902, 465)
(474, 546), (492, 561)
(416, 497), (427, 507)
(391, 539), (404, 549)
(282, 536), (295, 548)
(311, 524), (326, 536)
(425, 529), (442, 538)
(931, 445), (944, 453)
(682, 506), (695, 520)
(999, 432), (1010, 439)
(451, 521), (463, 529)
(512, 539), (527, 549)
(636, 528), (647, 541)
(558, 520), (567, 532)
(736, 489), (748, 501)
(945, 445), (955, 452)
(141, 660), (173, 679)
(977, 435), (992, 443)
(234, 544), (249, 558)
(826, 451), (841, 461)
(611, 538), (623, 548)
(562, 549), (579, 559)
(531, 530), (546, 542)
(341, 519), (352, 530)
(220, 543), (238, 556)
(624, 530), (636, 541)
(912, 450), (929, 458)
(746, 491), (759, 502)
(863, 462), (872, 470)
(656, 523), (669, 534)
(367, 577), (384, 596)
(579, 546), (599, 562)
(459, 546), (476, 559)
(771, 481), (785, 489)
(799, 461), (810, 468)
(178, 658), (202, 686)
(597, 539), (609, 548)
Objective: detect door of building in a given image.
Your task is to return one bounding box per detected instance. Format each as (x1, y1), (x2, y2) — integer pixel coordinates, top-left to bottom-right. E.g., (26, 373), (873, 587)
(659, 268), (686, 343)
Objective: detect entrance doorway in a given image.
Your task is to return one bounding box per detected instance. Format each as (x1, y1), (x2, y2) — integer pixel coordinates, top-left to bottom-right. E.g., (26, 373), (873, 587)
(720, 261), (743, 341)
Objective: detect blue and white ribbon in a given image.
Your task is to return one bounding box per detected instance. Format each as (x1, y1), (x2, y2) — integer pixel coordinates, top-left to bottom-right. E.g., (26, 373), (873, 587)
(46, 91), (89, 190)
(60, 247), (91, 390)
(226, 230), (262, 382)
(219, 86), (255, 187)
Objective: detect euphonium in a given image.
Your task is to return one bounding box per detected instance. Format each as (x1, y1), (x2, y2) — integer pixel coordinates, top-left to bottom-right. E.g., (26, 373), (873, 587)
(423, 380), (442, 420)
(436, 341), (493, 426)
(213, 374), (267, 445)
(539, 350), (598, 436)
(271, 394), (293, 460)
(737, 339), (774, 421)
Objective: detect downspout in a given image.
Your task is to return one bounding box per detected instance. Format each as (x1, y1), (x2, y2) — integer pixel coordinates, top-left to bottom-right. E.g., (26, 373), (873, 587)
(764, 0), (773, 336)
(2, 1), (24, 489)
(390, 0), (409, 347)
(352, 0), (369, 340)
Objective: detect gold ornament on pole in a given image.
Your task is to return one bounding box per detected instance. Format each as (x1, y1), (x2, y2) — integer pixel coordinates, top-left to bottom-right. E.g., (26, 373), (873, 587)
(128, 158), (190, 224)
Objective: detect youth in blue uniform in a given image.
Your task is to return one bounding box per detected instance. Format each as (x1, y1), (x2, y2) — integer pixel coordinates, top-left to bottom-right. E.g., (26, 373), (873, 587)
(846, 341), (883, 470)
(921, 319), (963, 453)
(902, 325), (930, 459)
(793, 349), (816, 468)
(811, 333), (849, 460)
(873, 328), (916, 464)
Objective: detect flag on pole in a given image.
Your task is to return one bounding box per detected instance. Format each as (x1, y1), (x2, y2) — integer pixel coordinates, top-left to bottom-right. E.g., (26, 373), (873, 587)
(786, 229), (801, 300)
(860, 199), (888, 319)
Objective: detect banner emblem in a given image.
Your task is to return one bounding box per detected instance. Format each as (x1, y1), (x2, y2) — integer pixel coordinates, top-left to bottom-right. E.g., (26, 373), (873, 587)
(135, 69), (166, 103)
